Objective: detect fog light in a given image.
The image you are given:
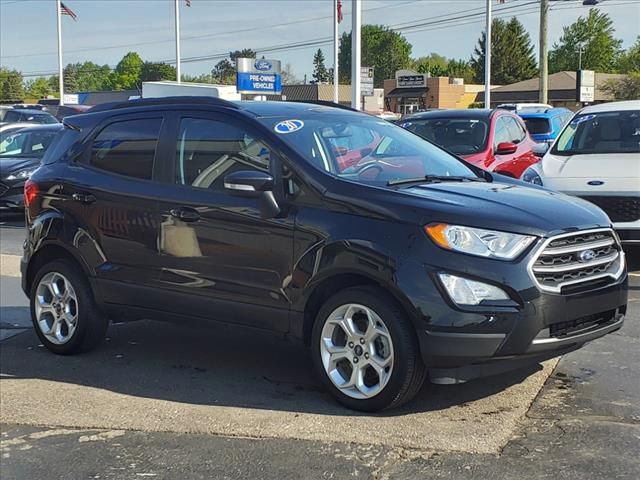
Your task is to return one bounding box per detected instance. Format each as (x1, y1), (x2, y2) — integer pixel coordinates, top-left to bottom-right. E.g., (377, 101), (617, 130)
(439, 273), (509, 306)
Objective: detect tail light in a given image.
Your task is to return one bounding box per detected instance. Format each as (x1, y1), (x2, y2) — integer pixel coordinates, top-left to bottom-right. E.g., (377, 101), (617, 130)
(24, 180), (39, 207)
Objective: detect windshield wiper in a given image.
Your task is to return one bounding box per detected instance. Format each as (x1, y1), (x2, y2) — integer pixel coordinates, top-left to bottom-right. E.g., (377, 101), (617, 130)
(387, 175), (487, 186)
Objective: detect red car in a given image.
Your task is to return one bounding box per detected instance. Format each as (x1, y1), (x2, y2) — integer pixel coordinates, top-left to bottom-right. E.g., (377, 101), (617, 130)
(399, 109), (539, 178)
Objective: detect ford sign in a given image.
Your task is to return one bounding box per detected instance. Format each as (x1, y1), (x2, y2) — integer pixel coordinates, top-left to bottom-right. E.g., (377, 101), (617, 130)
(254, 60), (272, 71)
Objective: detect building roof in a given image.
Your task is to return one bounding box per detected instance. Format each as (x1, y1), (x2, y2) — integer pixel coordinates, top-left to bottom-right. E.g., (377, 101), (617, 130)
(386, 87), (427, 98)
(481, 71), (627, 103)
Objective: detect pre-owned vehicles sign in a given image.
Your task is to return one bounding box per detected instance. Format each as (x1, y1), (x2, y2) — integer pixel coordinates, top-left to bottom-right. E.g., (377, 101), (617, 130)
(236, 58), (283, 95)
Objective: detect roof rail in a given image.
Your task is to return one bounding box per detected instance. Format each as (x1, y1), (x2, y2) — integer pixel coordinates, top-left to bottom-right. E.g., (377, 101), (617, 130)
(88, 96), (239, 114)
(289, 100), (359, 112)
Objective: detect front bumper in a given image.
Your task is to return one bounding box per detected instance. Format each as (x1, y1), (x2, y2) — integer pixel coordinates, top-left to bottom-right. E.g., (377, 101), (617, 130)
(0, 182), (25, 210)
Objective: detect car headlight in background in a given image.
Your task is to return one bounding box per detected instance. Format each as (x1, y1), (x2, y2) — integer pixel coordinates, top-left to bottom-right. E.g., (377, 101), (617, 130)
(521, 165), (543, 186)
(438, 273), (510, 305)
(4, 169), (36, 181)
(425, 224), (535, 260)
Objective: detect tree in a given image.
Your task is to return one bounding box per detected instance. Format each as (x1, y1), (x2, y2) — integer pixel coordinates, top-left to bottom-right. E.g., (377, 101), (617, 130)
(25, 77), (54, 99)
(339, 25), (412, 87)
(617, 37), (640, 73)
(446, 59), (475, 84)
(471, 17), (537, 85)
(0, 67), (24, 102)
(211, 49), (257, 85)
(281, 63), (299, 85)
(549, 9), (622, 73)
(109, 52), (144, 90)
(140, 62), (177, 83)
(601, 72), (640, 100)
(312, 49), (330, 83)
(412, 53), (448, 76)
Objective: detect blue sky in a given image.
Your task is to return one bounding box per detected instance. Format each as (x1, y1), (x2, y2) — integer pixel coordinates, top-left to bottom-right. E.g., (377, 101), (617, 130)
(1, 0), (639, 82)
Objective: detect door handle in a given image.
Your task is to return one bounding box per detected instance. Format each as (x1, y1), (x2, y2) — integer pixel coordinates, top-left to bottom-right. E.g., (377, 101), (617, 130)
(170, 207), (200, 223)
(71, 193), (96, 204)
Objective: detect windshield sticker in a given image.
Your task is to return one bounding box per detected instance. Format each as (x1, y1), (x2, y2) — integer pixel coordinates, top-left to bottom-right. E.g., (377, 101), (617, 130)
(400, 122), (412, 128)
(570, 114), (595, 125)
(274, 119), (304, 134)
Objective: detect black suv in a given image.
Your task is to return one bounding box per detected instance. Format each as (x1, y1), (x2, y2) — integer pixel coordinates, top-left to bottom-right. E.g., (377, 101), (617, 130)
(22, 97), (628, 411)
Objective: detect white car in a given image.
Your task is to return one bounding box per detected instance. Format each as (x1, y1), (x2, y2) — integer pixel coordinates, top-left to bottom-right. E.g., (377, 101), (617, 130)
(521, 100), (640, 246)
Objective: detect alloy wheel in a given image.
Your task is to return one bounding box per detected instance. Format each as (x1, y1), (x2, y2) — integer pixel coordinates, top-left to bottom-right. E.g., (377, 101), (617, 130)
(34, 272), (79, 345)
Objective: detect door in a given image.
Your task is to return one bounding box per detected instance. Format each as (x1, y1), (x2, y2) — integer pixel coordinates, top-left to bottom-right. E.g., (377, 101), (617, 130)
(153, 112), (294, 333)
(63, 114), (168, 307)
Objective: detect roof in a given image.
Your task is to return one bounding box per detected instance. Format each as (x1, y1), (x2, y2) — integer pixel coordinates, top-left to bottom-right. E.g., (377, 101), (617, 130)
(518, 107), (573, 118)
(386, 87), (427, 98)
(579, 100), (640, 114)
(402, 108), (494, 120)
(236, 100), (360, 117)
(11, 109), (52, 115)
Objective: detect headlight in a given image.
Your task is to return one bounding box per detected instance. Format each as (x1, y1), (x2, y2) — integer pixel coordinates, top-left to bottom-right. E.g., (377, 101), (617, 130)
(521, 165), (543, 186)
(425, 224), (535, 260)
(5, 169), (36, 181)
(439, 273), (510, 305)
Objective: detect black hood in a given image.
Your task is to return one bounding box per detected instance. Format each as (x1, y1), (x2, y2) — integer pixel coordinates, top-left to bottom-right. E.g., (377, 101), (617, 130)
(0, 156), (41, 177)
(400, 181), (610, 236)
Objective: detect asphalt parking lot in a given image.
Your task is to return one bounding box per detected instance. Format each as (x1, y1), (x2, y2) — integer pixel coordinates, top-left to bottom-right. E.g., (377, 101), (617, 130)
(1, 212), (639, 479)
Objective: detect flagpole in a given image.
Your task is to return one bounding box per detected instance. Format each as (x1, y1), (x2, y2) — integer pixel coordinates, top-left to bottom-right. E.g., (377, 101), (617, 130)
(57, 0), (64, 106)
(333, 0), (339, 104)
(175, 0), (181, 83)
(484, 0), (491, 108)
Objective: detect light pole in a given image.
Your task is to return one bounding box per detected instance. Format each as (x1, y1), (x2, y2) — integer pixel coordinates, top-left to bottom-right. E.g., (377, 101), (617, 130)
(351, 0), (362, 110)
(539, 0), (549, 104)
(484, 0), (492, 108)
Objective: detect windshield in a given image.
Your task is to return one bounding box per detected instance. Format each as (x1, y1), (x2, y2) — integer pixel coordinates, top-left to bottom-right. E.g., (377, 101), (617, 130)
(552, 110), (640, 155)
(0, 129), (59, 158)
(522, 117), (551, 135)
(260, 112), (478, 186)
(400, 117), (489, 155)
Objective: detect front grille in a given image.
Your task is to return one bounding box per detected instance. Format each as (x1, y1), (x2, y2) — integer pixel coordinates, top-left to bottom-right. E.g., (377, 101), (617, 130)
(0, 183), (9, 196)
(549, 309), (617, 338)
(580, 196), (640, 223)
(530, 229), (624, 293)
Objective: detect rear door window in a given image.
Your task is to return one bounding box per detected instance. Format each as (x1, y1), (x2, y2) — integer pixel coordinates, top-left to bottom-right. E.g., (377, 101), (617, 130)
(90, 118), (162, 180)
(523, 117), (551, 135)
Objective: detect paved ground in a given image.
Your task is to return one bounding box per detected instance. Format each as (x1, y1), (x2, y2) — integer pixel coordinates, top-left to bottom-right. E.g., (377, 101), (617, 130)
(1, 215), (639, 479)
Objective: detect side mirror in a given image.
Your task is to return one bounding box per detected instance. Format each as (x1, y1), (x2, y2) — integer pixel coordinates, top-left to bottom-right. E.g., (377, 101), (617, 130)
(532, 142), (550, 158)
(223, 170), (280, 219)
(496, 142), (518, 155)
(224, 170), (274, 194)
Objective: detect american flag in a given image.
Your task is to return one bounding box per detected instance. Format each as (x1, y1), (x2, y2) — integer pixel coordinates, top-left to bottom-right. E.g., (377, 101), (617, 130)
(185, 0), (192, 6)
(337, 0), (343, 23)
(60, 2), (77, 21)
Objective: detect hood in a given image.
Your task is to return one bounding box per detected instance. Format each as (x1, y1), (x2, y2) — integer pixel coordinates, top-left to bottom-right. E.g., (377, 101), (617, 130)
(396, 180), (610, 237)
(542, 152), (640, 179)
(0, 157), (41, 177)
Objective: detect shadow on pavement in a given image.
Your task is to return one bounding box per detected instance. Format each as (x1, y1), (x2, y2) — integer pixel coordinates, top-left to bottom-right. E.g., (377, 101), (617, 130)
(0, 317), (541, 417)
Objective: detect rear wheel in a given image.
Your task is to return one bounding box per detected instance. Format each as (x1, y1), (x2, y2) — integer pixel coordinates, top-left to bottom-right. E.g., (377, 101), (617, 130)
(30, 259), (108, 355)
(311, 286), (426, 412)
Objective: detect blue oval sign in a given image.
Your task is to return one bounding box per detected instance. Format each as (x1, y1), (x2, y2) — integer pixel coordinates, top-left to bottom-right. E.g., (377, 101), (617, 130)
(587, 180), (605, 186)
(274, 119), (304, 134)
(254, 60), (272, 71)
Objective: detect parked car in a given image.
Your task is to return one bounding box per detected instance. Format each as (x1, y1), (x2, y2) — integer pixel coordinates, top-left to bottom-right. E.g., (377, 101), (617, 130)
(497, 103), (553, 112)
(400, 109), (539, 178)
(46, 104), (93, 121)
(0, 122), (43, 136)
(0, 108), (58, 126)
(22, 97), (627, 412)
(0, 123), (63, 210)
(521, 100), (639, 247)
(518, 107), (574, 145)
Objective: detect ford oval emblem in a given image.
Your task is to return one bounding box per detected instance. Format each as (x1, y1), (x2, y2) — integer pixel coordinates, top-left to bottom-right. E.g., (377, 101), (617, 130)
(578, 249), (596, 263)
(254, 60), (272, 71)
(587, 180), (605, 186)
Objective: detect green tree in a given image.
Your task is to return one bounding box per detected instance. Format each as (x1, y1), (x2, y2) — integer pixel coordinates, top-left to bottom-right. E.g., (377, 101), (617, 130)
(140, 62), (177, 83)
(446, 59), (475, 84)
(25, 77), (53, 99)
(549, 9), (623, 73)
(0, 67), (25, 102)
(312, 49), (329, 83)
(617, 37), (640, 73)
(109, 52), (144, 90)
(281, 63), (299, 85)
(339, 25), (412, 87)
(602, 72), (640, 100)
(211, 49), (257, 85)
(412, 53), (448, 76)
(471, 17), (537, 85)
(182, 73), (215, 83)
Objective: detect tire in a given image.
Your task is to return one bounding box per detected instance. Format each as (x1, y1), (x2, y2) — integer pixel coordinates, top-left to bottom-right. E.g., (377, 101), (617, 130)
(30, 259), (108, 355)
(311, 286), (426, 412)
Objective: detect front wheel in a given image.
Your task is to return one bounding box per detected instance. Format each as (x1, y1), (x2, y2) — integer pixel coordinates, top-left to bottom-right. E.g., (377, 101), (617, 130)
(311, 287), (426, 412)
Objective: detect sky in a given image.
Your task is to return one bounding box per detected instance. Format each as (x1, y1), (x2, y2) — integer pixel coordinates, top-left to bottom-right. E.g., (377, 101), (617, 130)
(1, 0), (639, 82)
